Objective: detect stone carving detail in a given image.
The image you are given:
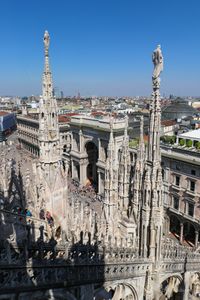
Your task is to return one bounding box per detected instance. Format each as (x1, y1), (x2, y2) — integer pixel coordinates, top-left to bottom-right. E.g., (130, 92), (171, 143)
(152, 44), (163, 88)
(44, 30), (50, 50)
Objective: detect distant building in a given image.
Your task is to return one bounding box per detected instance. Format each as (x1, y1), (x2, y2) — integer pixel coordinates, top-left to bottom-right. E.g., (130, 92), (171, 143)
(162, 98), (198, 121)
(161, 120), (178, 136)
(0, 111), (16, 142)
(161, 142), (200, 247)
(177, 128), (200, 147)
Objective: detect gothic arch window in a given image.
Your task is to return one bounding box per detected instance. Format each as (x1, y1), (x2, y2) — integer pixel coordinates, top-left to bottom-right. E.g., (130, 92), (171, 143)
(52, 112), (54, 118)
(41, 112), (44, 118)
(94, 284), (138, 300)
(160, 276), (182, 299)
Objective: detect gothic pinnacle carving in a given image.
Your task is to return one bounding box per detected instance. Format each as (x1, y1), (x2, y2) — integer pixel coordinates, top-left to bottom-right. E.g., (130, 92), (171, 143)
(43, 30), (53, 100)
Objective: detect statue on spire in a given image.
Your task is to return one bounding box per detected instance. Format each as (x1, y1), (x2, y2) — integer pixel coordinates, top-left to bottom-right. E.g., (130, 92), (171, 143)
(152, 45), (163, 78)
(44, 30), (50, 51)
(152, 45), (163, 88)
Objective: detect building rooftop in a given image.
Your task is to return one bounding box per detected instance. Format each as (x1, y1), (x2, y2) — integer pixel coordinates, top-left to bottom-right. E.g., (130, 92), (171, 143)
(178, 128), (200, 141)
(161, 120), (176, 126)
(70, 115), (127, 132)
(162, 98), (198, 120)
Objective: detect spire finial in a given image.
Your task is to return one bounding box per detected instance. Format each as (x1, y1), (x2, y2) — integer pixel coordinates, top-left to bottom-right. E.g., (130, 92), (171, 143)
(44, 30), (50, 53)
(42, 30), (52, 99)
(152, 44), (163, 88)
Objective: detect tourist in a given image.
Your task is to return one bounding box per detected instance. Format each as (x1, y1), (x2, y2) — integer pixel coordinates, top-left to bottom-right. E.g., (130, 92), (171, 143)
(25, 209), (32, 217)
(39, 209), (45, 220)
(46, 211), (54, 227)
(0, 198), (4, 209)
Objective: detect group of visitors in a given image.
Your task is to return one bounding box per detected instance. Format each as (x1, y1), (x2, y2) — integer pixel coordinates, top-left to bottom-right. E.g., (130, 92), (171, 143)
(17, 207), (32, 217)
(39, 209), (54, 227)
(67, 177), (105, 206)
(10, 206), (33, 222)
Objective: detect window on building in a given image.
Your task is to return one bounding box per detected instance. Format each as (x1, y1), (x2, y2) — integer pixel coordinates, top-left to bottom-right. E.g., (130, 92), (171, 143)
(188, 203), (194, 217)
(190, 180), (195, 192)
(191, 169), (196, 176)
(173, 196), (179, 210)
(175, 176), (180, 186)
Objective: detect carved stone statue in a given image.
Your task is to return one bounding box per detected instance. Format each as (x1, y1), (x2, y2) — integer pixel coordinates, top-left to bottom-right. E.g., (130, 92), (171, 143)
(152, 45), (163, 79)
(44, 30), (50, 49)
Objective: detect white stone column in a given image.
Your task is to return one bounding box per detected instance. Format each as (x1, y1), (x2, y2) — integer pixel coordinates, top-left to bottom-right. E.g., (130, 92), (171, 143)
(183, 272), (190, 300)
(149, 227), (156, 260)
(98, 138), (102, 160)
(180, 223), (184, 244)
(195, 230), (199, 248)
(79, 129), (83, 152)
(71, 160), (75, 179)
(79, 159), (87, 185)
(143, 225), (147, 257)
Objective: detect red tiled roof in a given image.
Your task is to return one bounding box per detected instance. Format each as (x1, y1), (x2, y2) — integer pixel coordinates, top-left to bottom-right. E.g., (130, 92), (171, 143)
(0, 111), (9, 116)
(58, 113), (79, 123)
(161, 120), (176, 126)
(91, 111), (105, 116)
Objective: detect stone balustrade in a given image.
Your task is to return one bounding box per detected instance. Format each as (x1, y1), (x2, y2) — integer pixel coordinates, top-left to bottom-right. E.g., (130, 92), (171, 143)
(2, 210), (200, 293)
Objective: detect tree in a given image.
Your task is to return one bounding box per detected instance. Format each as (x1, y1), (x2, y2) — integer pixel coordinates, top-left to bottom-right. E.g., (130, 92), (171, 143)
(129, 139), (139, 148)
(195, 141), (200, 149)
(186, 139), (193, 147)
(179, 139), (185, 146)
(161, 135), (176, 144)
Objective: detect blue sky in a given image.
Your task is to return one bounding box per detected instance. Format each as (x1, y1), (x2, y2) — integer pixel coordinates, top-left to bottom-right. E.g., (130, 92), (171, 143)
(0, 0), (200, 97)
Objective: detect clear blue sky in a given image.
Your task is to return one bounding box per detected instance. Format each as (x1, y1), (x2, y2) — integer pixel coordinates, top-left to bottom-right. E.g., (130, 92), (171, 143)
(0, 0), (200, 97)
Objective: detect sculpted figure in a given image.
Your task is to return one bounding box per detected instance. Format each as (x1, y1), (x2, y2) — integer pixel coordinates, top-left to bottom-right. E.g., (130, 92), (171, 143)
(152, 45), (163, 79)
(44, 30), (50, 49)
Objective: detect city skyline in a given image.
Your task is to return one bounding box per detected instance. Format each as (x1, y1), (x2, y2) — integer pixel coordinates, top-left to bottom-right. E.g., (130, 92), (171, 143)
(0, 0), (200, 97)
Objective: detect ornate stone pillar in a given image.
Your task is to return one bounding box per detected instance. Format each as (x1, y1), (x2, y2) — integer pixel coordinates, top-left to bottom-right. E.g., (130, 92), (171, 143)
(143, 225), (148, 257)
(98, 138), (102, 160)
(97, 170), (101, 194)
(149, 226), (156, 260)
(195, 230), (199, 248)
(180, 222), (184, 244)
(79, 129), (83, 153)
(79, 159), (87, 185)
(183, 272), (190, 300)
(71, 160), (75, 179)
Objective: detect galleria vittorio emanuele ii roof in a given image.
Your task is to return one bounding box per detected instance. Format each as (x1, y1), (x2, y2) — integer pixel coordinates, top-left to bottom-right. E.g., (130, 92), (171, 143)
(162, 97), (198, 120)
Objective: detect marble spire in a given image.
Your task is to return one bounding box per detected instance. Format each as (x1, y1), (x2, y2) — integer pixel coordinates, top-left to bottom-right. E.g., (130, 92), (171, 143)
(43, 30), (53, 100)
(148, 45), (163, 164)
(39, 31), (60, 165)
